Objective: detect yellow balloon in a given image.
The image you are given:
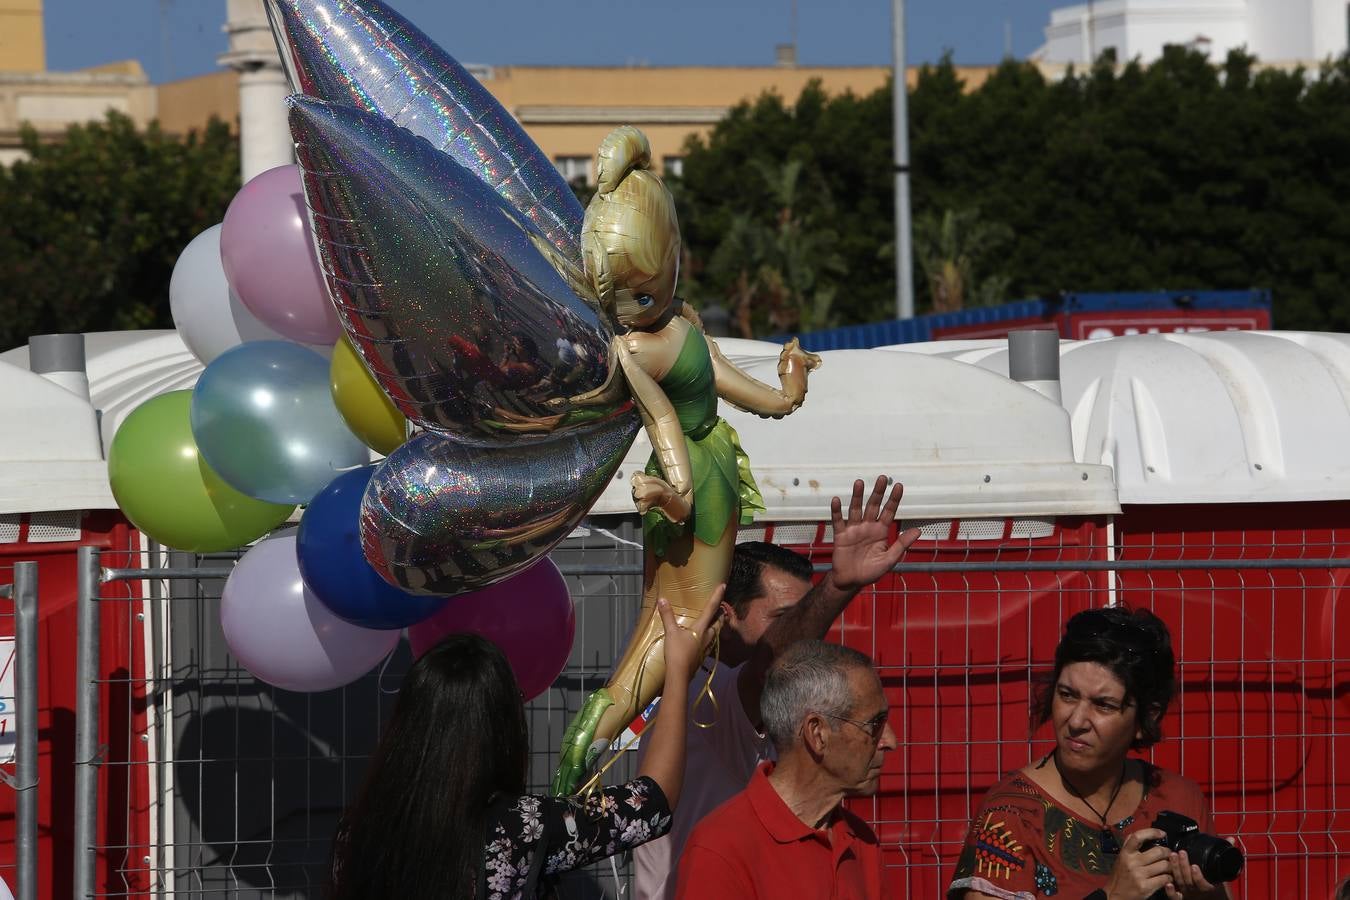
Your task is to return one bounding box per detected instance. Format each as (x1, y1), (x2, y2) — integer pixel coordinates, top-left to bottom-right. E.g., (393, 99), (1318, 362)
(330, 335), (407, 455)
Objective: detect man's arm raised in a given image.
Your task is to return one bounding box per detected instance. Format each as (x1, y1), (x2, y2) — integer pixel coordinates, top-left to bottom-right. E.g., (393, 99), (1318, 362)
(737, 476), (920, 729)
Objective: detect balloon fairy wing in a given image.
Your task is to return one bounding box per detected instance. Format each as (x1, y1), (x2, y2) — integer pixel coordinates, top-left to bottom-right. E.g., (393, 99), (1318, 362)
(288, 95), (631, 443)
(361, 425), (634, 595)
(265, 0), (582, 266)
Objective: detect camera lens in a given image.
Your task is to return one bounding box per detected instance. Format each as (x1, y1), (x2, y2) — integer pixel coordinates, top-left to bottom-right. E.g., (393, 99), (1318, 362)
(1182, 833), (1244, 884)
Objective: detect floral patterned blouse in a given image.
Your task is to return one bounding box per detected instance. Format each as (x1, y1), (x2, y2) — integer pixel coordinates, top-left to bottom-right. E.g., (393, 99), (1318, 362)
(483, 775), (673, 900)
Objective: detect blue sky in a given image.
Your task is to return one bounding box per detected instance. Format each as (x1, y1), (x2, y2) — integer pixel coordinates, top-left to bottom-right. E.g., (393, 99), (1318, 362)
(44, 0), (1068, 84)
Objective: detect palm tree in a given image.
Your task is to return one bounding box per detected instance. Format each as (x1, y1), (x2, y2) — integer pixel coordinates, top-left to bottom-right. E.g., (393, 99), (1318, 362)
(912, 207), (1014, 313)
(706, 159), (847, 337)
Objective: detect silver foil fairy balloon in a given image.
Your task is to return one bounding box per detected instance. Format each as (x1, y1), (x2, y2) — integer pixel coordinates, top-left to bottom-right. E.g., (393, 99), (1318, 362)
(289, 96), (638, 595)
(276, 1), (641, 596)
(264, 0), (582, 267)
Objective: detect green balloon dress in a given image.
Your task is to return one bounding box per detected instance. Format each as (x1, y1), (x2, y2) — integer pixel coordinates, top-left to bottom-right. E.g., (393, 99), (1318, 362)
(641, 325), (765, 555)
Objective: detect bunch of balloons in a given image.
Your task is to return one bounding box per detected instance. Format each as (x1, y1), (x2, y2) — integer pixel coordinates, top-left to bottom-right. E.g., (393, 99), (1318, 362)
(106, 157), (575, 696)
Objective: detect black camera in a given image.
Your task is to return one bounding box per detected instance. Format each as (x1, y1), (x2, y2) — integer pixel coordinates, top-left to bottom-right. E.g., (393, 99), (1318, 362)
(1140, 810), (1243, 896)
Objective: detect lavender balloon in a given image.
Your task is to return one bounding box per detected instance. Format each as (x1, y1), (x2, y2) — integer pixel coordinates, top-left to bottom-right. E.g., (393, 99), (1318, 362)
(288, 97), (636, 445)
(221, 534), (399, 692)
(264, 0), (582, 265)
(220, 164), (343, 345)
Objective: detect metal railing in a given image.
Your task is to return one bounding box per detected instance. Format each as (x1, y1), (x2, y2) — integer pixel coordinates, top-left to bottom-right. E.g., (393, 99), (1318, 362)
(1, 562), (39, 900)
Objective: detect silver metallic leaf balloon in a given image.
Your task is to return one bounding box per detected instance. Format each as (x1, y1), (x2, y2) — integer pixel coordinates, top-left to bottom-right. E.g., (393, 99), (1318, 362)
(288, 96), (635, 444)
(264, 0), (582, 267)
(361, 424), (634, 595)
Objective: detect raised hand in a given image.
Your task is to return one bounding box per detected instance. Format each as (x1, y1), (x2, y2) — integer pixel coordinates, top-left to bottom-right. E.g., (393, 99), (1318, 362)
(659, 586), (725, 686)
(826, 476), (921, 593)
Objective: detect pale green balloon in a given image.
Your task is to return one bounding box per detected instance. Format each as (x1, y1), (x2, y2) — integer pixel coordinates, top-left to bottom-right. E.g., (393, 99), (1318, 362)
(108, 391), (294, 552)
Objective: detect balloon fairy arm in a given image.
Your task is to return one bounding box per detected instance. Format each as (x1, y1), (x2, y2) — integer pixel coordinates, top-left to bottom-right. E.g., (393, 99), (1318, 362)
(710, 334), (822, 418)
(546, 338), (630, 409)
(616, 338), (693, 524)
(678, 302), (822, 418)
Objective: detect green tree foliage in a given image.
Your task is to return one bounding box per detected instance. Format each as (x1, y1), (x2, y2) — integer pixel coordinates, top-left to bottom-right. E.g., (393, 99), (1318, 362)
(0, 111), (240, 351)
(673, 49), (1350, 334)
(704, 158), (847, 336)
(912, 48), (1350, 331)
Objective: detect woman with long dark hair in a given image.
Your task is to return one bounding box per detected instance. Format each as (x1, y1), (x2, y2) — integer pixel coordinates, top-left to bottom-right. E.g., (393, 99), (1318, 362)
(330, 593), (720, 900)
(949, 606), (1233, 900)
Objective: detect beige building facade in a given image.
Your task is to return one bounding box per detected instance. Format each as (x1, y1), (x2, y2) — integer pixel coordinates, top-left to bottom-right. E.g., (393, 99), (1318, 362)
(477, 64), (893, 180)
(156, 61), (997, 181)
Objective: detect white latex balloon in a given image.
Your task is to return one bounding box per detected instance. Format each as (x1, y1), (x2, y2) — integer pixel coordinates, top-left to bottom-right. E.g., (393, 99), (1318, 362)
(169, 224), (292, 365)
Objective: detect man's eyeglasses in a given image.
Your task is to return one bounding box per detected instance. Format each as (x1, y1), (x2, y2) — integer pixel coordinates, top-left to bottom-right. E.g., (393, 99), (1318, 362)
(824, 711), (889, 742)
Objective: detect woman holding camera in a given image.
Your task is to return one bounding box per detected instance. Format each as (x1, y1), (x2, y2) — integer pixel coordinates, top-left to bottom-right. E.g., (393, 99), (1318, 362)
(948, 606), (1232, 900)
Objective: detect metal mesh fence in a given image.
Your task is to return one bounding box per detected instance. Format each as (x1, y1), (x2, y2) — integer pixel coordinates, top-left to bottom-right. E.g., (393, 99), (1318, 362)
(1, 560), (38, 900)
(0, 563), (20, 895)
(83, 520), (648, 899)
(73, 510), (1350, 898)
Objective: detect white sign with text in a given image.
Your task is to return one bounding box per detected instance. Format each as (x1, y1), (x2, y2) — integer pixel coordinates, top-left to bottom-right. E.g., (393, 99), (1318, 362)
(0, 638), (15, 764)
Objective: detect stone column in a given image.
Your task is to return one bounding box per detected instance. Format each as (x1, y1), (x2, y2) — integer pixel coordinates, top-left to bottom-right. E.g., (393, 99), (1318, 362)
(219, 0), (292, 182)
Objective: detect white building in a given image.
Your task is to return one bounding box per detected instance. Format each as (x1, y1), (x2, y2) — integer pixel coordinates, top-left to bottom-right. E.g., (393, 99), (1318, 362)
(220, 0), (292, 181)
(1036, 0), (1349, 66)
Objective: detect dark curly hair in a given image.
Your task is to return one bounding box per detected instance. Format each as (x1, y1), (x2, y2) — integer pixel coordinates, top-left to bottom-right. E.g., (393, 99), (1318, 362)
(1031, 605), (1178, 750)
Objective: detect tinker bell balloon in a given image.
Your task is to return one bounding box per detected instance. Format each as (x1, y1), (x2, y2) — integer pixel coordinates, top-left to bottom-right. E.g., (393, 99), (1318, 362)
(268, 0), (818, 796)
(550, 126), (820, 794)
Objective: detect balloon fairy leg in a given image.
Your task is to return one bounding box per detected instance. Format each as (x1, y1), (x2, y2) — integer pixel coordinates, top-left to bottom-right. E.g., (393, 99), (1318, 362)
(551, 519), (734, 796)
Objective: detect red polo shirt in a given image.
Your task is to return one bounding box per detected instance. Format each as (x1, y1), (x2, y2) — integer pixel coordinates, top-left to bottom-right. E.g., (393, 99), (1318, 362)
(673, 762), (889, 900)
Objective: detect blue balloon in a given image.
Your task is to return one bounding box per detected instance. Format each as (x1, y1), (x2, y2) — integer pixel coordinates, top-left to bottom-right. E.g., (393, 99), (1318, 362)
(191, 341), (369, 504)
(297, 466), (447, 629)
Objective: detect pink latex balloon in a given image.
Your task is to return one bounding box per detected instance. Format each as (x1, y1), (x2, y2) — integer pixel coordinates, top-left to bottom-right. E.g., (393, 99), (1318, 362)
(221, 534), (399, 692)
(407, 558), (575, 700)
(220, 164), (342, 345)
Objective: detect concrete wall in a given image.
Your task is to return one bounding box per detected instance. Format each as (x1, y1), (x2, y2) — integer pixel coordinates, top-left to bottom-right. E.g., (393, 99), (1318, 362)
(157, 70), (239, 137)
(0, 63), (155, 162)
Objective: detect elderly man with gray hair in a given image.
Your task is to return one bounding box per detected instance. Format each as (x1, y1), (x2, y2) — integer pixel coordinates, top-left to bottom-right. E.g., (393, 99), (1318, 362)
(673, 640), (896, 899)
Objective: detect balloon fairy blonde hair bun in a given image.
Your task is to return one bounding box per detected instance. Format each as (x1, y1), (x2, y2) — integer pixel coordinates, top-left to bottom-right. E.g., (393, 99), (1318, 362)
(582, 126), (680, 317)
(594, 125), (651, 194)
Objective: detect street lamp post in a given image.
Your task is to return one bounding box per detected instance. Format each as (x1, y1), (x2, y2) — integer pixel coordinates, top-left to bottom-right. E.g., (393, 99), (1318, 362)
(892, 0), (915, 320)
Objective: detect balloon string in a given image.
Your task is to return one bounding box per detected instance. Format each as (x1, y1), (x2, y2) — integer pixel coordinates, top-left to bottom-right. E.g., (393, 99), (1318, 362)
(577, 621), (721, 799)
(577, 724), (642, 800)
(691, 631), (720, 729)
(375, 647), (400, 695)
(582, 520), (645, 550)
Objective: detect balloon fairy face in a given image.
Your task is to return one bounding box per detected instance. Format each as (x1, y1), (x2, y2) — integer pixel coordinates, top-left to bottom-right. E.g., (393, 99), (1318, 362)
(582, 126), (682, 331)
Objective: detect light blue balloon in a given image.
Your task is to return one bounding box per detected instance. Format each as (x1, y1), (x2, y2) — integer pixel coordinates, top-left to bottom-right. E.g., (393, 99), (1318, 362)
(191, 341), (368, 504)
